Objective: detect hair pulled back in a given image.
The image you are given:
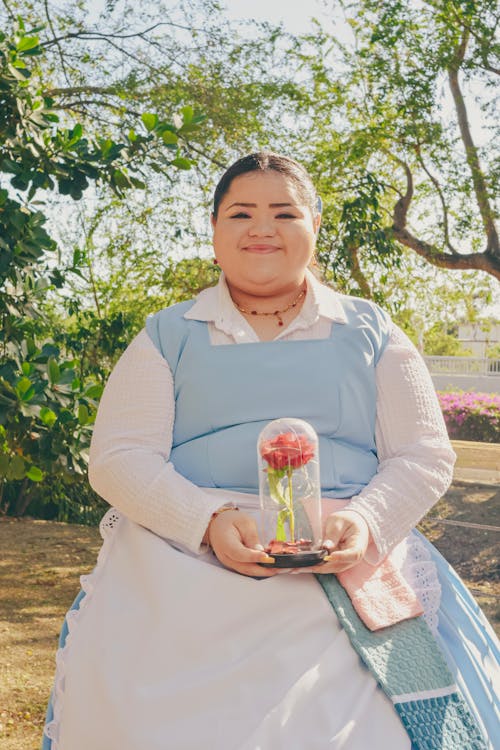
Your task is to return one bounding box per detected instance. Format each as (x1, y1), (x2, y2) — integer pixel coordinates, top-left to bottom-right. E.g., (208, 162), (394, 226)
(212, 152), (318, 219)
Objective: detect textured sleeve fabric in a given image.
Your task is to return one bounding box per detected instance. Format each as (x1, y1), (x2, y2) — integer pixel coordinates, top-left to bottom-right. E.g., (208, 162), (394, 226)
(88, 329), (223, 554)
(347, 325), (456, 564)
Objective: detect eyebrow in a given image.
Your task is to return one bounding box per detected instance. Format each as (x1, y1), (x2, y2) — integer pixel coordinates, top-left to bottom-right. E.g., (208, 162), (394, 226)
(224, 202), (296, 210)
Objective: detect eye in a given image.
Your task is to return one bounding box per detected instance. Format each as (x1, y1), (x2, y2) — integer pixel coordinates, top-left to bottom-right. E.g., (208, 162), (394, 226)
(276, 213), (297, 219)
(230, 212), (251, 219)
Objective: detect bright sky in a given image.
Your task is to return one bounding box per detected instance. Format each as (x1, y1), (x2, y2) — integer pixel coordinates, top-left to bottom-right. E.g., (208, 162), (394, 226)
(221, 0), (353, 43)
(221, 0), (330, 33)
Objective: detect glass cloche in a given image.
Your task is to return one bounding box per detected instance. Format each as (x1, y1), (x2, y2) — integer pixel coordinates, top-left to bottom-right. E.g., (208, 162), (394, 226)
(257, 418), (326, 568)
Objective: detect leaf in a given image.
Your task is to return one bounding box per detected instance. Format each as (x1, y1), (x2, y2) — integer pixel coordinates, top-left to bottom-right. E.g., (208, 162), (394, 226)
(68, 123), (83, 146)
(78, 404), (89, 425)
(21, 385), (35, 402)
(8, 455), (26, 481)
(160, 130), (178, 145)
(181, 105), (194, 124)
(16, 376), (33, 396)
(26, 465), (44, 482)
(100, 138), (113, 158)
(112, 169), (132, 189)
(19, 402), (40, 417)
(39, 407), (57, 426)
(129, 177), (146, 189)
(48, 357), (60, 384)
(58, 409), (74, 424)
(17, 36), (39, 52)
(141, 113), (158, 132)
(84, 384), (103, 399)
(35, 344), (59, 362)
(171, 157), (191, 170)
(7, 63), (30, 80)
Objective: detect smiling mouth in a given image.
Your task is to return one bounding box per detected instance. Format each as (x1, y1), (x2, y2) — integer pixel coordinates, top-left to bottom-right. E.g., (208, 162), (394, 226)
(243, 244), (281, 253)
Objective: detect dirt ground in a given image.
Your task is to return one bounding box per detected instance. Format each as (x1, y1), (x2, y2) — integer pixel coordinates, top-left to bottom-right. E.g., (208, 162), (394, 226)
(0, 480), (498, 750)
(418, 479), (500, 627)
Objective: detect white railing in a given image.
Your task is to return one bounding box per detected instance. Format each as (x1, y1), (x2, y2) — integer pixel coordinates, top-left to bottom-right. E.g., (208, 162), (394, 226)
(424, 356), (500, 376)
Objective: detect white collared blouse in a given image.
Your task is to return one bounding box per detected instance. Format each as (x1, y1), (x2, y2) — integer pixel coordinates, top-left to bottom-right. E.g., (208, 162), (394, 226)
(88, 271), (455, 562)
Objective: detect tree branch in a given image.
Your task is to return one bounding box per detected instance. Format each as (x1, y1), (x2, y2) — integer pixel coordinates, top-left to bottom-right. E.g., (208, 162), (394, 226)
(415, 147), (459, 255)
(39, 22), (205, 48)
(448, 28), (500, 258)
(447, 1), (500, 76)
(55, 98), (142, 118)
(44, 85), (119, 97)
(390, 158), (413, 231)
(183, 139), (227, 170)
(389, 226), (500, 281)
(1, 0), (16, 22)
(347, 245), (372, 298)
(479, 62), (500, 76)
(43, 0), (72, 88)
(387, 150), (500, 279)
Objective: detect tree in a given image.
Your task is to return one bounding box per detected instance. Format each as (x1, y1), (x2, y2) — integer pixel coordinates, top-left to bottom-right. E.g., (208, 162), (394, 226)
(0, 21), (204, 515)
(2, 1), (498, 519)
(292, 0), (499, 293)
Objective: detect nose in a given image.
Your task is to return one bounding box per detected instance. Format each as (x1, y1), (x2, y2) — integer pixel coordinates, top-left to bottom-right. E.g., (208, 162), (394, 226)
(248, 215), (276, 237)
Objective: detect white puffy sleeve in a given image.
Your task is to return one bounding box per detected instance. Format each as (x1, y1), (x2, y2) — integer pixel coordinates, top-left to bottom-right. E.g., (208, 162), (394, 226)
(88, 329), (223, 553)
(347, 325), (456, 563)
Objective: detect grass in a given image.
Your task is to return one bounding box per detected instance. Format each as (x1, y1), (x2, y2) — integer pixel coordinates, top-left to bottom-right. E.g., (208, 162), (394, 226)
(0, 480), (498, 750)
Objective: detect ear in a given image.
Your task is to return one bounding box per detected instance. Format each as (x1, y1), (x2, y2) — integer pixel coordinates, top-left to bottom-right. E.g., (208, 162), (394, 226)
(314, 212), (321, 236)
(210, 212), (216, 231)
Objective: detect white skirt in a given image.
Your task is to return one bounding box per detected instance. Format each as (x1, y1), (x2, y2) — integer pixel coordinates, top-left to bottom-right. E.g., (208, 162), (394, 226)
(50, 507), (413, 750)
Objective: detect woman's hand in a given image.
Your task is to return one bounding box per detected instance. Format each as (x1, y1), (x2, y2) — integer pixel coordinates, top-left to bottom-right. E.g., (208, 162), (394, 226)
(307, 510), (370, 575)
(207, 510), (278, 577)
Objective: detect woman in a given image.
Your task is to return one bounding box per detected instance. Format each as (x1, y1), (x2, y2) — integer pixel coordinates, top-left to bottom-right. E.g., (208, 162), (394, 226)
(43, 152), (499, 749)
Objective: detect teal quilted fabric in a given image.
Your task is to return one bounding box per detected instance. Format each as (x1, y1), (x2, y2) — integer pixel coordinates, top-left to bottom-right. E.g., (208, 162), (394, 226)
(316, 574), (488, 749)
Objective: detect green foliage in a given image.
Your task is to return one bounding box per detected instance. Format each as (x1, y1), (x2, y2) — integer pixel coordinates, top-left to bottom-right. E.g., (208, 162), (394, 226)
(1, 1), (498, 518)
(0, 21), (204, 517)
(0, 340), (101, 515)
(424, 323), (473, 356)
(486, 343), (500, 360)
(298, 0), (500, 291)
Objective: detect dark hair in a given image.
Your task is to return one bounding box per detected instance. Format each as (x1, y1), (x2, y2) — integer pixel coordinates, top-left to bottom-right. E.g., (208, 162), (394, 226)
(212, 151), (318, 219)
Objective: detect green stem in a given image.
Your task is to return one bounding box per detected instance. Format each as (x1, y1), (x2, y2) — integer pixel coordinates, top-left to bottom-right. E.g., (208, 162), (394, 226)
(268, 466), (297, 541)
(287, 465), (295, 542)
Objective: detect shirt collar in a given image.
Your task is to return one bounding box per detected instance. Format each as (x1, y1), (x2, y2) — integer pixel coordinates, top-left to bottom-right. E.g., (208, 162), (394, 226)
(304, 269), (347, 324)
(183, 268), (348, 329)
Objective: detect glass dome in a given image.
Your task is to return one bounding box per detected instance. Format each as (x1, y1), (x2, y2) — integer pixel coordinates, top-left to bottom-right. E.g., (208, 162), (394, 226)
(257, 418), (325, 568)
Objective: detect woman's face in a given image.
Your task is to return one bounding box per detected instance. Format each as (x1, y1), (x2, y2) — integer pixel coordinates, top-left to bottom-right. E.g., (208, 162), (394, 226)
(211, 171), (320, 297)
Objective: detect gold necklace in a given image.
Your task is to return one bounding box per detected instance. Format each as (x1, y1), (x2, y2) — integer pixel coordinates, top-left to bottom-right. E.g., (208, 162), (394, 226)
(233, 288), (306, 327)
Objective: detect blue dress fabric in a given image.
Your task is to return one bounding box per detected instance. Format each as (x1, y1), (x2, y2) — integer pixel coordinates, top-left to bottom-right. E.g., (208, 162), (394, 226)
(145, 295), (391, 498)
(43, 296), (499, 749)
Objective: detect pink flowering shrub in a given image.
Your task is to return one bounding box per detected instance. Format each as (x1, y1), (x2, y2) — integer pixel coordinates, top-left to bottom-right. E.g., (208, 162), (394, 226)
(437, 391), (500, 443)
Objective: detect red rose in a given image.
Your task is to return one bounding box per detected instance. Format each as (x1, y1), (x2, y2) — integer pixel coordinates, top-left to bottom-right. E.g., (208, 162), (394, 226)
(260, 432), (315, 471)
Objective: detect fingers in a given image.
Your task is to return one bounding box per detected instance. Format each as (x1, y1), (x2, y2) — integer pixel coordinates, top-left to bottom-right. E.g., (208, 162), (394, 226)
(314, 549), (364, 574)
(207, 509), (370, 578)
(208, 511), (277, 577)
(311, 510), (370, 574)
